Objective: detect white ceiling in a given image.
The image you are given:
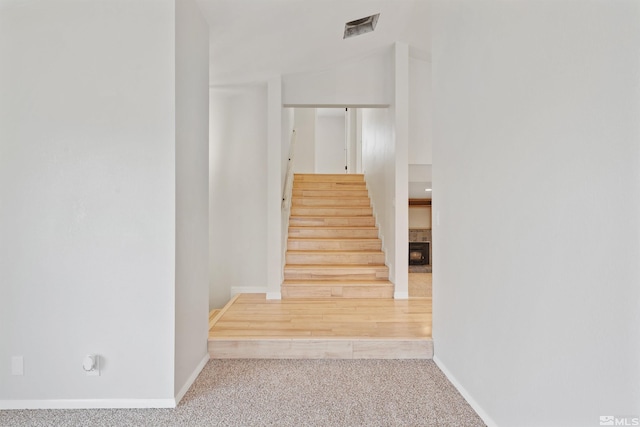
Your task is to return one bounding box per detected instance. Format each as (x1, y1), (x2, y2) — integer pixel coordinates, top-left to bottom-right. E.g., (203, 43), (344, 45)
(198, 0), (432, 197)
(409, 181), (432, 199)
(196, 0), (430, 86)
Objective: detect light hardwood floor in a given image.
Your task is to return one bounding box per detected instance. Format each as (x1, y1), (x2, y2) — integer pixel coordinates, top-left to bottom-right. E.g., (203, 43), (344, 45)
(208, 293), (432, 359)
(409, 273), (432, 298)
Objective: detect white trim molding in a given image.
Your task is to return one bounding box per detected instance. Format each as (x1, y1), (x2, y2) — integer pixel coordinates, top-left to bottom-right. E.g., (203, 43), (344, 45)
(433, 355), (497, 427)
(0, 398), (176, 410)
(230, 286), (268, 296)
(266, 291), (282, 300)
(394, 291), (409, 299)
(175, 353), (209, 405)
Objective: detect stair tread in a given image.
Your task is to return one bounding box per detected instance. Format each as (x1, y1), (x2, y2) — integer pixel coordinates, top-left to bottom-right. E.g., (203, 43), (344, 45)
(288, 238), (380, 241)
(283, 280), (393, 285)
(285, 264), (388, 269)
(293, 205), (371, 208)
(292, 196), (370, 199)
(295, 173), (364, 176)
(289, 218), (375, 222)
(289, 226), (377, 229)
(287, 250), (384, 254)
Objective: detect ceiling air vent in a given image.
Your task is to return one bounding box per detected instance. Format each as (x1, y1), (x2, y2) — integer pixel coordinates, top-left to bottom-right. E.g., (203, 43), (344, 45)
(343, 13), (380, 39)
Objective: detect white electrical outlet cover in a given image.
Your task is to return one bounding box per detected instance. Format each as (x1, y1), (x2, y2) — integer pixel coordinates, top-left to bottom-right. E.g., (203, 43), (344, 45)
(83, 355), (100, 376)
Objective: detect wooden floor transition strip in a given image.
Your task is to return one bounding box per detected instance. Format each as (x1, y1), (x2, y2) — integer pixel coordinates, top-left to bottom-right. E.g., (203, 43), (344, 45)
(209, 294), (240, 329)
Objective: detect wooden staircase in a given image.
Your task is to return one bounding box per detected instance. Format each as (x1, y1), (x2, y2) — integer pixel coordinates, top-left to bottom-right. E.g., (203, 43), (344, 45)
(282, 174), (394, 298)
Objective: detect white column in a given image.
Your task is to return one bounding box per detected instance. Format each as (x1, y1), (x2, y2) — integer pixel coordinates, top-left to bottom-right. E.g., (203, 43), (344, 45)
(266, 77), (282, 299)
(394, 42), (410, 299)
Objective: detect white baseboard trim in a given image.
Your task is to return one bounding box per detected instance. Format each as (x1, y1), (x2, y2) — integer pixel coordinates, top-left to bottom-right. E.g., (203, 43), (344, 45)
(0, 398), (176, 410)
(0, 353), (211, 410)
(175, 353), (209, 405)
(394, 291), (409, 299)
(433, 355), (498, 427)
(230, 286), (267, 296)
(266, 291), (281, 300)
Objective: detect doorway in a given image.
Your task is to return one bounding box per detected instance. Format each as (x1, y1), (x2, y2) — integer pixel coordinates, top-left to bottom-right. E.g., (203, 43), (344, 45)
(293, 107), (359, 174)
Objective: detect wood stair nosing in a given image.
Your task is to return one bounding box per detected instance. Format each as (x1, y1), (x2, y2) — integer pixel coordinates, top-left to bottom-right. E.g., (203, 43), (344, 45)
(292, 189), (369, 198)
(293, 182), (367, 190)
(290, 207), (373, 216)
(281, 283), (394, 299)
(288, 228), (379, 239)
(291, 197), (371, 207)
(288, 216), (376, 227)
(287, 238), (382, 251)
(282, 279), (394, 286)
(284, 264), (390, 281)
(285, 251), (386, 265)
(294, 174), (365, 183)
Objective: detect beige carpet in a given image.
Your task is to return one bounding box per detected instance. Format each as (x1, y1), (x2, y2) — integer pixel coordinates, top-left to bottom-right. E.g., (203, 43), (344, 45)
(0, 360), (485, 427)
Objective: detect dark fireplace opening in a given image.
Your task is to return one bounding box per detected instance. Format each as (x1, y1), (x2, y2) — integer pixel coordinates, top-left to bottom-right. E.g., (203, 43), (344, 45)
(409, 242), (430, 266)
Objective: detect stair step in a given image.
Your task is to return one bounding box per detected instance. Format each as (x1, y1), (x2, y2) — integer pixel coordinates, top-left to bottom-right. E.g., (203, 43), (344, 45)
(291, 197), (370, 207)
(291, 206), (373, 216)
(294, 174), (364, 182)
(286, 251), (386, 265)
(292, 189), (369, 198)
(289, 227), (379, 239)
(283, 174), (392, 299)
(293, 182), (366, 190)
(289, 216), (375, 227)
(287, 238), (382, 251)
(284, 264), (389, 281)
(282, 280), (394, 298)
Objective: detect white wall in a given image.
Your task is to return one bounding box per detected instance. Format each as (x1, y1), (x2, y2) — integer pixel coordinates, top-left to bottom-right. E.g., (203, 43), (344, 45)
(283, 47), (393, 107)
(362, 108), (396, 283)
(0, 0), (180, 406)
(432, 1), (640, 426)
(209, 85), (268, 306)
(281, 107), (295, 276)
(315, 115), (346, 174)
(293, 108), (316, 173)
(266, 77), (283, 299)
(393, 42), (410, 299)
(409, 207), (431, 229)
(174, 0), (209, 401)
(409, 57), (432, 165)
(282, 108), (295, 185)
(347, 108), (358, 173)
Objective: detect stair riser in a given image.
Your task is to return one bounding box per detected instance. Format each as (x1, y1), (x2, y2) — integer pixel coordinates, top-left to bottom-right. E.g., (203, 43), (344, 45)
(294, 174), (364, 183)
(287, 240), (381, 251)
(289, 217), (375, 227)
(291, 198), (370, 207)
(286, 253), (385, 265)
(291, 207), (373, 216)
(289, 228), (379, 239)
(282, 285), (394, 299)
(293, 182), (366, 190)
(284, 268), (389, 281)
(292, 189), (369, 198)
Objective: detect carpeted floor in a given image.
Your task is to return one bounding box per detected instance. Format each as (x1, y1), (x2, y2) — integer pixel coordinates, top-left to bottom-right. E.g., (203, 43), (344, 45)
(0, 359), (485, 427)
